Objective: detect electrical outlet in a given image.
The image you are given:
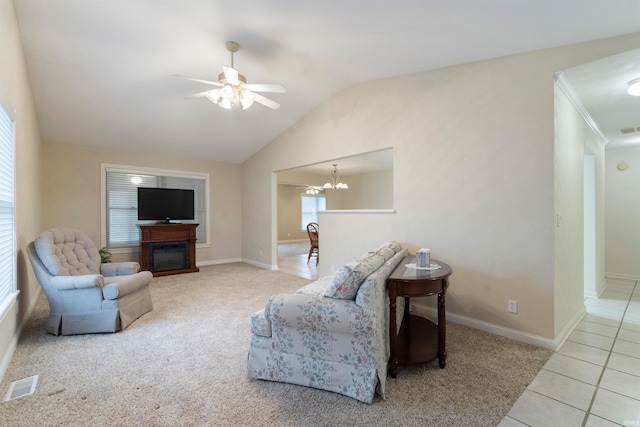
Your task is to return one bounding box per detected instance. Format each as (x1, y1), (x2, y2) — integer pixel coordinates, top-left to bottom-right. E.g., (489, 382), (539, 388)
(259, 250), (263, 256)
(508, 300), (518, 314)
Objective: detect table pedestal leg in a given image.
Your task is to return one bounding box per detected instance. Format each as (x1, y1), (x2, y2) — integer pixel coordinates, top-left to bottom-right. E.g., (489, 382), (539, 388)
(438, 286), (447, 369)
(388, 295), (398, 378)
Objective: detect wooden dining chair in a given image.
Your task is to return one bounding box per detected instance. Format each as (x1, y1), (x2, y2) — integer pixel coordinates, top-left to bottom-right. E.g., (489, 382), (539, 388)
(306, 222), (319, 265)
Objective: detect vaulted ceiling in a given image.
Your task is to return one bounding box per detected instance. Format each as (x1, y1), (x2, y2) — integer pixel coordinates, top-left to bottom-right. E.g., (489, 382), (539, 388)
(13, 0), (640, 163)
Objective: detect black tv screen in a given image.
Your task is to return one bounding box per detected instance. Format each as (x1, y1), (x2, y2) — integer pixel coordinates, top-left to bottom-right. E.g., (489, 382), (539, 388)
(137, 187), (195, 222)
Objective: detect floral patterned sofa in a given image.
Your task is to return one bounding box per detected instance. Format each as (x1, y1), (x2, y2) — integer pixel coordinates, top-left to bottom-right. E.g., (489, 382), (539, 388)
(247, 242), (408, 403)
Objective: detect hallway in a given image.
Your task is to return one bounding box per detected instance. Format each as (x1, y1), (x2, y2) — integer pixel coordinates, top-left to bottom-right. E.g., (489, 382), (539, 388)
(501, 279), (640, 426)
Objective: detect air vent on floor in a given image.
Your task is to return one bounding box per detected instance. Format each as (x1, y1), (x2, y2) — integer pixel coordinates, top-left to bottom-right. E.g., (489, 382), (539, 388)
(620, 126), (640, 134)
(4, 375), (38, 401)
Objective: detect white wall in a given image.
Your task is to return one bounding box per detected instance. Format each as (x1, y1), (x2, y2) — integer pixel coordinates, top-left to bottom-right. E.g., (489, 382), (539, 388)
(0, 0), (45, 380)
(242, 32), (640, 344)
(584, 153), (598, 297)
(605, 148), (640, 279)
(553, 76), (606, 340)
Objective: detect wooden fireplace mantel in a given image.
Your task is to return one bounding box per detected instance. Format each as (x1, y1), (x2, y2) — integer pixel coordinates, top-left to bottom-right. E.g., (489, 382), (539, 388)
(139, 223), (199, 276)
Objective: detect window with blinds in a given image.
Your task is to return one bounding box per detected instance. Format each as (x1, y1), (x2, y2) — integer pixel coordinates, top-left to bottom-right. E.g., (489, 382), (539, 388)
(301, 195), (326, 230)
(104, 167), (208, 249)
(0, 101), (16, 313)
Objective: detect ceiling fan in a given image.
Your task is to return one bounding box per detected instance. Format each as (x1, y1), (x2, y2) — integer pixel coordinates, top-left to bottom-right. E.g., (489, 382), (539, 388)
(174, 41), (285, 110)
(298, 185), (324, 195)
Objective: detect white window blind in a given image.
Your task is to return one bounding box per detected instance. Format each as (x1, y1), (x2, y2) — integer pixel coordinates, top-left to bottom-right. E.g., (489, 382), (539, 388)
(105, 168), (207, 249)
(0, 101), (15, 311)
(301, 195), (326, 229)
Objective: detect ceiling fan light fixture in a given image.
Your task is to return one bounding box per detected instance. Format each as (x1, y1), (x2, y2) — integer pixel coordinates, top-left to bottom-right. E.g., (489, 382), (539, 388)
(220, 84), (235, 99)
(241, 90), (256, 110)
(628, 78), (640, 96)
(205, 90), (221, 104)
(177, 40), (285, 111)
(219, 98), (233, 110)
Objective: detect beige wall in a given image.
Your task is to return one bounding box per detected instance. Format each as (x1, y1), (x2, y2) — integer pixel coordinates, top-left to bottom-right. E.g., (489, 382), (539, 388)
(276, 169), (393, 241)
(242, 32), (640, 345)
(277, 184), (308, 241)
(0, 0), (45, 378)
(337, 170), (393, 210)
(605, 148), (640, 279)
(43, 142), (242, 264)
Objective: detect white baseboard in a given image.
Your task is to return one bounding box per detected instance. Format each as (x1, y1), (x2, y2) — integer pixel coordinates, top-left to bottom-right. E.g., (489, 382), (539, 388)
(554, 305), (587, 351)
(410, 302), (558, 350)
(604, 272), (640, 282)
(241, 258), (278, 270)
(585, 278), (608, 299)
(0, 288), (40, 383)
(196, 258), (277, 271)
(598, 278), (608, 296)
(0, 299), (19, 383)
(196, 258), (242, 267)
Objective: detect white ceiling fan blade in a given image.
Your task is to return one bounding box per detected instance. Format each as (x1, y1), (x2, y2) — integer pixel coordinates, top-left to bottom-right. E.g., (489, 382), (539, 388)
(244, 83), (286, 93)
(223, 66), (239, 85)
(253, 93), (280, 110)
(184, 89), (217, 99)
(172, 74), (222, 87)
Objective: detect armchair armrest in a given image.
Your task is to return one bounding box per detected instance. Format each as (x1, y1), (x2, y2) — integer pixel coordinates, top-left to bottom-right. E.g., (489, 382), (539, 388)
(265, 293), (375, 335)
(102, 271), (152, 300)
(100, 262), (140, 277)
(50, 274), (104, 290)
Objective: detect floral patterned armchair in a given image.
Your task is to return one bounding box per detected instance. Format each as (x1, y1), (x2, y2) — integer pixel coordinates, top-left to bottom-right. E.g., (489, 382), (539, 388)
(247, 242), (407, 403)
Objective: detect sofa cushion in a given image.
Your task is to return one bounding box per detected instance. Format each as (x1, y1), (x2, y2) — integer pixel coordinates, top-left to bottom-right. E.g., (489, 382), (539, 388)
(376, 246), (394, 261)
(388, 240), (402, 254)
(324, 260), (359, 297)
(324, 253), (385, 300)
(296, 271), (338, 296)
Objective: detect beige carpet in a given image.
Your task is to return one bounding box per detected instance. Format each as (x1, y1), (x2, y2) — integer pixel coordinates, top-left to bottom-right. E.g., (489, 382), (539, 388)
(0, 263), (552, 426)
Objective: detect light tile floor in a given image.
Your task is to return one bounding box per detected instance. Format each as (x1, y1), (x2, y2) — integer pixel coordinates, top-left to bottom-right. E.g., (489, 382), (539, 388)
(500, 279), (640, 426)
(276, 242), (319, 281)
(277, 253), (318, 281)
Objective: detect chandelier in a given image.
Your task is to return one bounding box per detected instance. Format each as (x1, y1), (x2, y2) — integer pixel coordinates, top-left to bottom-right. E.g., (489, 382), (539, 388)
(323, 164), (349, 190)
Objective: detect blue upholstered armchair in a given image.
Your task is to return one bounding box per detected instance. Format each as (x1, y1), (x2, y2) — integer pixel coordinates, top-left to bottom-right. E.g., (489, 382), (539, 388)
(27, 228), (153, 335)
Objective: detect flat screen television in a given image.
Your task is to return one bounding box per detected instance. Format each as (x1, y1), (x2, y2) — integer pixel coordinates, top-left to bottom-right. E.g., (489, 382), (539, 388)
(137, 187), (195, 223)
